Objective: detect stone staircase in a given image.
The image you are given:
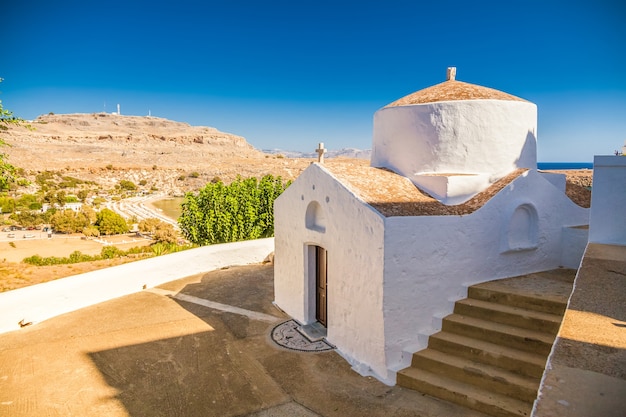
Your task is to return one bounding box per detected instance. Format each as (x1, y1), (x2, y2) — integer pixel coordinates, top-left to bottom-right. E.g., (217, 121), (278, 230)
(397, 269), (576, 417)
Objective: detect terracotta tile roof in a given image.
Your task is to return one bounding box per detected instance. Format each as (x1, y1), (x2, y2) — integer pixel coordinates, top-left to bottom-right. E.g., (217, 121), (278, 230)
(385, 80), (528, 107)
(323, 163), (527, 217)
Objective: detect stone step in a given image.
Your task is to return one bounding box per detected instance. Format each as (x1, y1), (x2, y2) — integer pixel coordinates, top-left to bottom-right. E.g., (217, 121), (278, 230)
(397, 367), (532, 417)
(410, 349), (539, 403)
(428, 331), (547, 378)
(454, 298), (562, 334)
(442, 314), (555, 355)
(468, 274), (571, 316)
(396, 271), (574, 416)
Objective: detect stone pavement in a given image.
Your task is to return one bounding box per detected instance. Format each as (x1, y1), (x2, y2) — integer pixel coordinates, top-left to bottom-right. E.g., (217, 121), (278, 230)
(0, 263), (488, 417)
(533, 243), (626, 417)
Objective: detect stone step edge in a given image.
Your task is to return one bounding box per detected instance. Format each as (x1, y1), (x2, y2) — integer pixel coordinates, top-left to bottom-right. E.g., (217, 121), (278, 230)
(397, 367), (532, 417)
(443, 314), (556, 354)
(428, 331), (546, 378)
(454, 298), (562, 332)
(411, 348), (540, 402)
(467, 286), (567, 315)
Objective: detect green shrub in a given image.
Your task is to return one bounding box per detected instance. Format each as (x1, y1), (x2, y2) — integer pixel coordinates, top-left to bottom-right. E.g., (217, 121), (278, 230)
(179, 174), (290, 245)
(118, 180), (137, 191)
(101, 246), (123, 259)
(68, 250), (92, 263)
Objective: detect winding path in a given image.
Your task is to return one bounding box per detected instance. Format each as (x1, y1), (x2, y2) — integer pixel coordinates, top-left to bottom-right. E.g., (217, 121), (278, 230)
(105, 195), (180, 230)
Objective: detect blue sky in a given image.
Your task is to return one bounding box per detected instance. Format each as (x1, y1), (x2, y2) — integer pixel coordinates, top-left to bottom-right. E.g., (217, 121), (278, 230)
(2, 0), (625, 161)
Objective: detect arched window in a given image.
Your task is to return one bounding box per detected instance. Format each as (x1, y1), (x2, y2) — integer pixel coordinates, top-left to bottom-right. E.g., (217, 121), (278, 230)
(305, 201), (326, 233)
(503, 203), (538, 252)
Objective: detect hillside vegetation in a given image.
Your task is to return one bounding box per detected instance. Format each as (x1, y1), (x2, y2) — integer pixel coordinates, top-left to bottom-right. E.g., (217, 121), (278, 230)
(2, 112), (368, 196)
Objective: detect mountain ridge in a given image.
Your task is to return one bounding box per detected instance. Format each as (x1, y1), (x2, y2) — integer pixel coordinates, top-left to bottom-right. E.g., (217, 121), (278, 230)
(2, 113), (368, 195)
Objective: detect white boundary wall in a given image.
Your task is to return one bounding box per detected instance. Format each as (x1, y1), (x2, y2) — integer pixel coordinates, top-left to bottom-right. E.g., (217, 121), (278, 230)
(589, 155), (626, 245)
(0, 238), (274, 334)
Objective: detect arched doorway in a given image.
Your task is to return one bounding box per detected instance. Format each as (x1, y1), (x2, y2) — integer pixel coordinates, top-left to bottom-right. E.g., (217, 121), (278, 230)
(306, 244), (328, 327)
(314, 245), (328, 326)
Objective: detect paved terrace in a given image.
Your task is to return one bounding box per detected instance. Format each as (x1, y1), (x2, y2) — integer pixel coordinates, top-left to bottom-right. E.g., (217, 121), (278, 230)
(0, 241), (488, 417)
(0, 239), (623, 416)
(533, 243), (626, 417)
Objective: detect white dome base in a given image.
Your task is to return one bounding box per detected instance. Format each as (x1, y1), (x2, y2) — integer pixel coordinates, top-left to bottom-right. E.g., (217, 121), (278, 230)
(413, 172), (492, 205)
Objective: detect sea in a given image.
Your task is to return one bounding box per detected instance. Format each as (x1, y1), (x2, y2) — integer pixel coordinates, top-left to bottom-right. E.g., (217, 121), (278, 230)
(537, 162), (593, 170)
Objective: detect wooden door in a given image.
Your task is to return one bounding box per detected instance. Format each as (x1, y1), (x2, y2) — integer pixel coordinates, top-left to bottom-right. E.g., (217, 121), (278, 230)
(315, 246), (328, 326)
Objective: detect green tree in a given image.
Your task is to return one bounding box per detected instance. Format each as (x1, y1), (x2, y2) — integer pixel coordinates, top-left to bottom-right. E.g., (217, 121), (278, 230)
(43, 190), (66, 207)
(13, 210), (41, 228)
(138, 218), (162, 234)
(179, 174), (290, 245)
(77, 189), (89, 202)
(81, 205), (97, 224)
(139, 218), (178, 243)
(96, 208), (129, 235)
(50, 209), (90, 233)
(82, 225), (100, 237)
(0, 78), (27, 191)
(118, 180), (137, 191)
(16, 194), (39, 211)
(55, 190), (67, 207)
(154, 223), (178, 244)
(0, 195), (15, 213)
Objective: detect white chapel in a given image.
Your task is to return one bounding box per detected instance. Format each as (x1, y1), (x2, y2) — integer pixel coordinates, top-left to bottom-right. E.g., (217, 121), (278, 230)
(273, 68), (590, 385)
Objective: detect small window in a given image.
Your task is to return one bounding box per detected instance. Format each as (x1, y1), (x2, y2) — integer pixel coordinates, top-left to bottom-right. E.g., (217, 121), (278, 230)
(305, 201), (326, 233)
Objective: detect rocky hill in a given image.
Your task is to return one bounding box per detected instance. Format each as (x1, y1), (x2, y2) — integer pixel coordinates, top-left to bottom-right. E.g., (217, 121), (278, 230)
(2, 113), (367, 195)
(2, 113), (590, 202)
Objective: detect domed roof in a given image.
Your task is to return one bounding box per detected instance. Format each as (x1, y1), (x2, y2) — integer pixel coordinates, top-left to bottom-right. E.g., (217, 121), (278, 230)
(385, 69), (528, 108)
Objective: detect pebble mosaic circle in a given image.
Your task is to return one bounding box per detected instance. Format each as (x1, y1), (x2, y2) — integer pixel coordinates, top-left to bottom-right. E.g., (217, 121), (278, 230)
(270, 320), (334, 352)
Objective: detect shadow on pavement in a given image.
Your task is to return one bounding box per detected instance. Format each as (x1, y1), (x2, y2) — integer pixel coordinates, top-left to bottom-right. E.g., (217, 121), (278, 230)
(87, 263), (489, 417)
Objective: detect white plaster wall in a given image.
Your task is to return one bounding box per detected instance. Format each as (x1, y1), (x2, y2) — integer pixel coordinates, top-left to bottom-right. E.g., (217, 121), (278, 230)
(589, 155), (626, 245)
(381, 170), (589, 377)
(561, 226), (589, 269)
(274, 164), (389, 380)
(414, 173), (491, 205)
(371, 100), (537, 179)
(0, 238), (275, 334)
(539, 172), (566, 192)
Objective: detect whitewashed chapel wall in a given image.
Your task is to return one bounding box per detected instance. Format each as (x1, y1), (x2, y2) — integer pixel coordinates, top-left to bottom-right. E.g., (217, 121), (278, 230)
(273, 163), (388, 380)
(380, 170), (589, 380)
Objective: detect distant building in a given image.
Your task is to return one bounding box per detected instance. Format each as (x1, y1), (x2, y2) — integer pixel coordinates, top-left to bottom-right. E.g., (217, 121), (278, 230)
(42, 202), (83, 213)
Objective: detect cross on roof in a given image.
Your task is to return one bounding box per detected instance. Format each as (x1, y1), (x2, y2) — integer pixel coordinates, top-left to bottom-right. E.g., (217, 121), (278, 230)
(316, 142), (327, 163)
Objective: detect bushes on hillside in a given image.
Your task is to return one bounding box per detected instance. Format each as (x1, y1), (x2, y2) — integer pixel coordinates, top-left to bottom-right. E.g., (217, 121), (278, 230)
(22, 245), (154, 266)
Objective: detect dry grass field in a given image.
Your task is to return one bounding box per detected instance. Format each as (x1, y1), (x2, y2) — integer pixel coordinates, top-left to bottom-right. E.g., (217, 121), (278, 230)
(0, 234), (154, 292)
